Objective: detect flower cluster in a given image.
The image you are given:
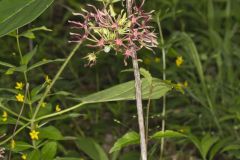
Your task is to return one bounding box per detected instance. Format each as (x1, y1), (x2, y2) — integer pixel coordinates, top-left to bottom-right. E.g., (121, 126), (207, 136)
(69, 1), (158, 65)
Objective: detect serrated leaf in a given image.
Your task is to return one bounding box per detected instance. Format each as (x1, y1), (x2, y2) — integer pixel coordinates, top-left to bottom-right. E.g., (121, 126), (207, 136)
(110, 131), (140, 153)
(78, 78), (172, 103)
(76, 137), (109, 160)
(0, 0), (54, 37)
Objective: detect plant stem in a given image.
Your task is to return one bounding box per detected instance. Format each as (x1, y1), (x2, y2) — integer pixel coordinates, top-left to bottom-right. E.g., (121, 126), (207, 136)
(157, 18), (166, 160)
(31, 43), (81, 127)
(126, 1), (147, 160)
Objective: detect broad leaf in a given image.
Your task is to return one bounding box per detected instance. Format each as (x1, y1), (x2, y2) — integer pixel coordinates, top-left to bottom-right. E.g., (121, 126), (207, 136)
(76, 137), (109, 160)
(11, 141), (32, 152)
(39, 126), (63, 140)
(28, 149), (40, 160)
(110, 131), (140, 153)
(41, 141), (57, 160)
(0, 0), (54, 37)
(78, 78), (172, 103)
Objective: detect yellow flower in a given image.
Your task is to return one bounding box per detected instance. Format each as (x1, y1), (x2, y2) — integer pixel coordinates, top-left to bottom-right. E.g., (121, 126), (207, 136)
(176, 83), (183, 90)
(154, 57), (160, 63)
(84, 53), (97, 66)
(45, 75), (51, 84)
(21, 154), (27, 160)
(15, 82), (24, 90)
(2, 111), (7, 122)
(16, 93), (24, 102)
(55, 104), (61, 112)
(29, 130), (39, 140)
(176, 56), (183, 67)
(11, 139), (16, 149)
(41, 102), (47, 108)
(183, 81), (188, 88)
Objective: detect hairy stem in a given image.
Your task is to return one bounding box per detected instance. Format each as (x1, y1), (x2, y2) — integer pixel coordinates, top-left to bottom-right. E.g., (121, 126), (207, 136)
(126, 0), (147, 160)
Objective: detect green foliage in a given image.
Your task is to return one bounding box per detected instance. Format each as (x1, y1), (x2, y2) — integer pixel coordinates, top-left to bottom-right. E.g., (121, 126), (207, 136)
(76, 138), (109, 160)
(0, 0), (239, 159)
(0, 0), (54, 37)
(110, 131), (140, 153)
(79, 78), (172, 103)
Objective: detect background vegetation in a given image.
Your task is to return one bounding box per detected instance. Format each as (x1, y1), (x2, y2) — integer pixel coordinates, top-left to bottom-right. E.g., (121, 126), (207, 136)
(0, 0), (240, 159)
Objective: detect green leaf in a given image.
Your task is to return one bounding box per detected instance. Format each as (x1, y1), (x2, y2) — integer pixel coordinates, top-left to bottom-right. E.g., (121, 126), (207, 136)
(0, 0), (31, 23)
(221, 144), (240, 153)
(20, 26), (52, 39)
(41, 141), (57, 160)
(201, 134), (219, 160)
(110, 131), (140, 153)
(0, 61), (15, 68)
(76, 137), (109, 160)
(78, 78), (172, 103)
(39, 126), (63, 140)
(209, 138), (233, 160)
(21, 46), (38, 65)
(0, 0), (54, 37)
(27, 59), (65, 71)
(150, 130), (186, 140)
(28, 149), (40, 160)
(54, 158), (82, 160)
(5, 65), (27, 75)
(11, 141), (32, 152)
(140, 68), (152, 84)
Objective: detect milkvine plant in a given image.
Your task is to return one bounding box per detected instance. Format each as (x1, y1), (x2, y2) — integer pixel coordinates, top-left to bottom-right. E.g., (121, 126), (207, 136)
(0, 0), (174, 159)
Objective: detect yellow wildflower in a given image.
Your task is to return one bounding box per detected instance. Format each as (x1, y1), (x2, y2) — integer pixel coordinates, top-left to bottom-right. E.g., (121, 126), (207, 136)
(16, 93), (24, 102)
(176, 83), (183, 90)
(183, 81), (188, 88)
(55, 104), (61, 112)
(154, 57), (160, 63)
(84, 53), (97, 67)
(15, 82), (24, 90)
(11, 139), (16, 149)
(2, 111), (7, 122)
(21, 154), (27, 160)
(45, 75), (51, 84)
(176, 56), (183, 67)
(41, 102), (47, 108)
(29, 130), (39, 140)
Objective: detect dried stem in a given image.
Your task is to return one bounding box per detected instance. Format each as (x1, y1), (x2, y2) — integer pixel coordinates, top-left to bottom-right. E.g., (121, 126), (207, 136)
(126, 0), (147, 160)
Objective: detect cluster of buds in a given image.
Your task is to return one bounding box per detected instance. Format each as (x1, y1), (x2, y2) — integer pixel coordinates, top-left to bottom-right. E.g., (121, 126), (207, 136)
(69, 1), (158, 66)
